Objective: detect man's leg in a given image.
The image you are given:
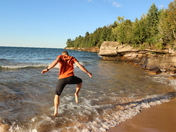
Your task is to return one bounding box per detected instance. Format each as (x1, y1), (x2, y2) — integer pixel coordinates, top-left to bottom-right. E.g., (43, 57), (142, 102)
(54, 95), (60, 116)
(54, 78), (66, 116)
(75, 83), (82, 103)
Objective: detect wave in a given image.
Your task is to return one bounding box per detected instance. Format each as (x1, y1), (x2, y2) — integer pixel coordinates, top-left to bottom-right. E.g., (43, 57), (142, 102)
(0, 64), (49, 70)
(0, 61), (86, 70)
(0, 58), (11, 62)
(3, 92), (176, 132)
(0, 59), (7, 61)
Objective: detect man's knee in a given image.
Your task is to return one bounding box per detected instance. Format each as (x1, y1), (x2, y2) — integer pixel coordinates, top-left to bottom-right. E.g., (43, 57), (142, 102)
(55, 91), (62, 96)
(77, 82), (82, 87)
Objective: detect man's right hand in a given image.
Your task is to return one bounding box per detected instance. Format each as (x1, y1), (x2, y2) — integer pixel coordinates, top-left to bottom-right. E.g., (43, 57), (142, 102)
(87, 72), (92, 77)
(41, 69), (49, 74)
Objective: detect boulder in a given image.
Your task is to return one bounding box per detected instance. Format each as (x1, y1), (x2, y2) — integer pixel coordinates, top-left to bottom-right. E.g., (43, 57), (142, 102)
(98, 41), (120, 56)
(146, 55), (176, 71)
(148, 67), (162, 74)
(169, 75), (176, 80)
(98, 41), (139, 56)
(122, 52), (144, 63)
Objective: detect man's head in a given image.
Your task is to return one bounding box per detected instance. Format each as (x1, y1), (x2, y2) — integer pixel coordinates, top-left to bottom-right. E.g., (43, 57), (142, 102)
(62, 51), (69, 55)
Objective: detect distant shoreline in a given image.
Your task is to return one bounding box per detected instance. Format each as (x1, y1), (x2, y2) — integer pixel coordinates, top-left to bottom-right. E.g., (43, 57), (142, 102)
(64, 47), (99, 52)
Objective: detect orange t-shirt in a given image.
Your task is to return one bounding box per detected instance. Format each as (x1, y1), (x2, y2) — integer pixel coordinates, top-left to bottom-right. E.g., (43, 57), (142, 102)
(57, 55), (78, 79)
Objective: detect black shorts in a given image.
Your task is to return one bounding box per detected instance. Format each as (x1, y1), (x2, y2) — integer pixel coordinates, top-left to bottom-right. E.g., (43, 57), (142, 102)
(55, 76), (82, 96)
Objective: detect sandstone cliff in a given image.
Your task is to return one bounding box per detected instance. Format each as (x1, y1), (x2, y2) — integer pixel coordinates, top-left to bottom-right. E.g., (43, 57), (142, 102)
(99, 41), (176, 74)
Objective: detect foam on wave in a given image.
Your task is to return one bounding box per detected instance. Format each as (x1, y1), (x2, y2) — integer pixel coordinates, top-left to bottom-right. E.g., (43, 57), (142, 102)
(0, 64), (48, 69)
(5, 93), (176, 132)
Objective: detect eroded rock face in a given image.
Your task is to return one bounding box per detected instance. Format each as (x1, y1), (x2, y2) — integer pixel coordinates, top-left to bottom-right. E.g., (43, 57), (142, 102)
(98, 41), (120, 56)
(98, 41), (138, 56)
(123, 54), (176, 73)
(146, 55), (176, 70)
(98, 41), (176, 74)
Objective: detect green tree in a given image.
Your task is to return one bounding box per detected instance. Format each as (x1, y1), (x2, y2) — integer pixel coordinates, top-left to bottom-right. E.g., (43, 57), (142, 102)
(66, 38), (74, 47)
(74, 35), (83, 48)
(98, 26), (112, 47)
(145, 3), (160, 45)
(65, 1), (175, 49)
(110, 21), (118, 41)
(123, 19), (133, 43)
(112, 16), (125, 43)
(167, 0), (176, 41)
(158, 9), (171, 43)
(83, 32), (90, 47)
(112, 17), (133, 44)
(132, 15), (148, 45)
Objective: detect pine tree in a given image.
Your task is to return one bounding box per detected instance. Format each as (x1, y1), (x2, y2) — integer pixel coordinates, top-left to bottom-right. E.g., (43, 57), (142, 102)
(145, 3), (159, 45)
(132, 16), (147, 45)
(167, 0), (176, 41)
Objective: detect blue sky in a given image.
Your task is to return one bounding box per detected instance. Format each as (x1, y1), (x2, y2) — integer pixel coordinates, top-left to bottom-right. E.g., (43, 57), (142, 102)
(0, 0), (173, 48)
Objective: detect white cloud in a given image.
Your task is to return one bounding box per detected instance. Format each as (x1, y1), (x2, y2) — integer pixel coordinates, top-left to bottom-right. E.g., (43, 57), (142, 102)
(112, 2), (121, 7)
(87, 0), (122, 7)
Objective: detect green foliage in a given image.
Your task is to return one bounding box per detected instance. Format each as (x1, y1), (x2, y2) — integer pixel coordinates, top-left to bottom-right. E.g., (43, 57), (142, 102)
(170, 40), (176, 50)
(150, 51), (157, 54)
(131, 16), (148, 44)
(155, 42), (164, 50)
(66, 25), (114, 48)
(66, 1), (176, 49)
(66, 38), (74, 47)
(139, 44), (146, 50)
(143, 42), (150, 48)
(132, 43), (138, 48)
(145, 4), (160, 45)
(167, 0), (176, 40)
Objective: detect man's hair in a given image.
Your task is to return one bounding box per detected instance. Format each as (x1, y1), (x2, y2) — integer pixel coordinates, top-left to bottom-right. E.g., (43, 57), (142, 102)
(62, 51), (69, 55)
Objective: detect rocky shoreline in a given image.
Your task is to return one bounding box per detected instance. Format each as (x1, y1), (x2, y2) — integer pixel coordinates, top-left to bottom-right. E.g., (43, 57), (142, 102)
(65, 41), (176, 76)
(99, 41), (176, 75)
(64, 47), (100, 53)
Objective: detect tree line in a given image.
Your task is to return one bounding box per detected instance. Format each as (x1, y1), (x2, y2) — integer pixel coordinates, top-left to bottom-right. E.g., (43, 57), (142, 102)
(66, 0), (176, 50)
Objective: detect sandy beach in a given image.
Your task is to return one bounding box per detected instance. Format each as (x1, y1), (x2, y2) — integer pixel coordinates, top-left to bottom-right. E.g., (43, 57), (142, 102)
(107, 98), (176, 132)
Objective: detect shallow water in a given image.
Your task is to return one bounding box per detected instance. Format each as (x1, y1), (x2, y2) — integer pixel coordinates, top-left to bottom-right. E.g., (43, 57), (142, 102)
(0, 47), (176, 132)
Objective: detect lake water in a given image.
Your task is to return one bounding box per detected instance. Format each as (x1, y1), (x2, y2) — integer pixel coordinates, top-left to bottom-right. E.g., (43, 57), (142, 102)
(0, 47), (176, 132)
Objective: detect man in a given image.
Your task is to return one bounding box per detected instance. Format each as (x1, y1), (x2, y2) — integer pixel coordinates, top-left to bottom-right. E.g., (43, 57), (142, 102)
(41, 51), (92, 116)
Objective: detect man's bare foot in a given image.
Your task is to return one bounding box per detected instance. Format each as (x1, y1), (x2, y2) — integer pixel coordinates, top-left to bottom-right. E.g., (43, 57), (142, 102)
(74, 93), (79, 103)
(53, 110), (58, 117)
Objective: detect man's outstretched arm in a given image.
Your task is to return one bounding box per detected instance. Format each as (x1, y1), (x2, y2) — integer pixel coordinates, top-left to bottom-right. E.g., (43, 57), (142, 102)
(75, 61), (92, 77)
(41, 57), (60, 74)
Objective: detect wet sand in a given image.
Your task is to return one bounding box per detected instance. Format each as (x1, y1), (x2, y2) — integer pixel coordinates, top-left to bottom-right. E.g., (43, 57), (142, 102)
(107, 98), (176, 132)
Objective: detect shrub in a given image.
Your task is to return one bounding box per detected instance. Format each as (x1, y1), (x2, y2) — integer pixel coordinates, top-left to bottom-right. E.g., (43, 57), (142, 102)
(155, 42), (164, 50)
